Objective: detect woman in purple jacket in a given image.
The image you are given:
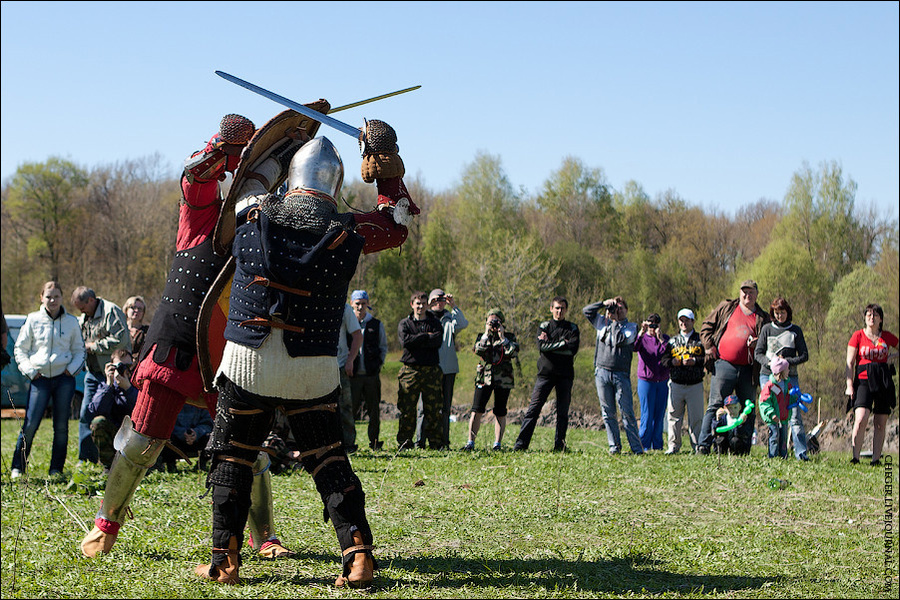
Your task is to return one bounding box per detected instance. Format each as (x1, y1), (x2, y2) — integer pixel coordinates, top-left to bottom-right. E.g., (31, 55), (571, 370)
(635, 313), (670, 451)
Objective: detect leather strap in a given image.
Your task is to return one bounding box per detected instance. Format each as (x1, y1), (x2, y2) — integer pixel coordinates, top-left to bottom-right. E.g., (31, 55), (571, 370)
(239, 318), (306, 334)
(311, 455), (345, 478)
(244, 275), (311, 297)
(220, 455), (256, 469)
(229, 440), (274, 456)
(341, 543), (376, 557)
(283, 403), (338, 416)
(228, 407), (265, 415)
(328, 231), (348, 250)
(296, 441), (342, 461)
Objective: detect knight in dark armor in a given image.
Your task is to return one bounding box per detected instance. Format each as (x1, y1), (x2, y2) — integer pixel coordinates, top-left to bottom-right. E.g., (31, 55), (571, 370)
(194, 120), (415, 587)
(80, 114), (298, 560)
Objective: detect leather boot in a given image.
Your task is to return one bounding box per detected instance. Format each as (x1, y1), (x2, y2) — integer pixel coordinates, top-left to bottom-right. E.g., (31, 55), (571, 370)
(258, 538), (295, 559)
(80, 525), (118, 558)
(195, 537), (240, 585)
(334, 531), (375, 589)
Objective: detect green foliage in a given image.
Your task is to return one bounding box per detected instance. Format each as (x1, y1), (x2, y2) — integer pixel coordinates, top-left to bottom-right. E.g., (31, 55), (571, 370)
(534, 157), (614, 249)
(777, 160), (867, 281)
(4, 157), (89, 284)
(2, 153), (897, 418)
(454, 152), (522, 243)
(463, 235), (560, 338)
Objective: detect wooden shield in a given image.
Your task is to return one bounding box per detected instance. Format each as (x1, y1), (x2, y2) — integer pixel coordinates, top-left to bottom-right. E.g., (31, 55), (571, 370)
(197, 256), (236, 392)
(212, 101), (331, 256)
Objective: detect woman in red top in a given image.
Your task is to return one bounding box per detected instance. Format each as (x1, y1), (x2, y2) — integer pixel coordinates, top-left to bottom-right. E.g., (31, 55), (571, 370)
(845, 303), (898, 465)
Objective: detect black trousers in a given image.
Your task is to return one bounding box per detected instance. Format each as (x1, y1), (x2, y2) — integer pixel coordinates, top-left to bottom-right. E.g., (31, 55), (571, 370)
(514, 374), (573, 450)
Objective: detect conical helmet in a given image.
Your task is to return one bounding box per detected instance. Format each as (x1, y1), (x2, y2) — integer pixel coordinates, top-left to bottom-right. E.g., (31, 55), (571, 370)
(286, 137), (343, 201)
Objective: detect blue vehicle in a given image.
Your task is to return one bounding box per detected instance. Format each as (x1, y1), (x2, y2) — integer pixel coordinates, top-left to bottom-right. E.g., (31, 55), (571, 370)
(1, 314), (85, 414)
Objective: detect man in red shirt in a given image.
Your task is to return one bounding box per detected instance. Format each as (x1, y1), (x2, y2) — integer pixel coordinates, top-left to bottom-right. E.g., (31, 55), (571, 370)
(696, 280), (771, 455)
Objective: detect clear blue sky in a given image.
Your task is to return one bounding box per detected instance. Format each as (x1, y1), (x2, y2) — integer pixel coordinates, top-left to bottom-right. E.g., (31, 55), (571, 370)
(2, 1), (897, 218)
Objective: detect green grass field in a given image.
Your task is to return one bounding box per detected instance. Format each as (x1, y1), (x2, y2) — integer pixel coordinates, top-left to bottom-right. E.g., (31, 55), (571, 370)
(1, 418), (896, 599)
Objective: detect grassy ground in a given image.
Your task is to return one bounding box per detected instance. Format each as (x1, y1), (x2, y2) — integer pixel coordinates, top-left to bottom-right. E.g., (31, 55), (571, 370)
(1, 418), (897, 599)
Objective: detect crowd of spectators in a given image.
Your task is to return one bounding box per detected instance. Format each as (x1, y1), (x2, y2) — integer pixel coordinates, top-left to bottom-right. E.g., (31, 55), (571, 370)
(3, 279), (897, 478)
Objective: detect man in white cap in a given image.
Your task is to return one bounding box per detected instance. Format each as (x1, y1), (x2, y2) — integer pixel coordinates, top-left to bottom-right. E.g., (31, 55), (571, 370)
(660, 309), (706, 454)
(348, 290), (388, 450)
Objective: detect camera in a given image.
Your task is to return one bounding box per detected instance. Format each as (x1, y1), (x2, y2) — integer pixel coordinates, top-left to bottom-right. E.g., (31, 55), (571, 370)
(114, 362), (131, 376)
(488, 319), (501, 330)
(648, 323), (659, 330)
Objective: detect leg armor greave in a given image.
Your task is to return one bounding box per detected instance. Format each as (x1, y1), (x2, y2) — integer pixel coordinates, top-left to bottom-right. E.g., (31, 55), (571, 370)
(284, 390), (374, 554)
(97, 416), (167, 524)
(207, 379), (275, 555)
(247, 451), (277, 548)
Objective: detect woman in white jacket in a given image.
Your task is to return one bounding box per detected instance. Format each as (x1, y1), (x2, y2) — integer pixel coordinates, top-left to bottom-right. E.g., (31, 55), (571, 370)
(11, 281), (85, 478)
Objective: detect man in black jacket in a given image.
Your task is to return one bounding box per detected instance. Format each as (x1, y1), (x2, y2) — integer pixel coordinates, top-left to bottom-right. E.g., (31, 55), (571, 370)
(513, 296), (580, 452)
(397, 291), (444, 449)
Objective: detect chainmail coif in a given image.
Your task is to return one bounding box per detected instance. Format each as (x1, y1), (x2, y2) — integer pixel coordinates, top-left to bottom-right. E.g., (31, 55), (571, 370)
(261, 192), (353, 236)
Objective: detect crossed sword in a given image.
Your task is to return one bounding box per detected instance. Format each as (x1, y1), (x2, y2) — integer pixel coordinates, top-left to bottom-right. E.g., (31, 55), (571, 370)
(216, 70), (419, 145)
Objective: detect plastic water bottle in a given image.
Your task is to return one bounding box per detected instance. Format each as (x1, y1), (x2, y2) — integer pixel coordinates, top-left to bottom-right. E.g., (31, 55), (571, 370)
(768, 478), (790, 490)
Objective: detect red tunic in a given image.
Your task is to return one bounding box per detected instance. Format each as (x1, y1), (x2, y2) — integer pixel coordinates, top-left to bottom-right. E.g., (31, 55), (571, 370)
(131, 150), (237, 434)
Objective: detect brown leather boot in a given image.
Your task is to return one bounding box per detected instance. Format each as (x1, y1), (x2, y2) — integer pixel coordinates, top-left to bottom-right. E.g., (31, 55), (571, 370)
(258, 538), (296, 559)
(81, 525), (118, 558)
(334, 531), (375, 589)
(195, 537), (240, 585)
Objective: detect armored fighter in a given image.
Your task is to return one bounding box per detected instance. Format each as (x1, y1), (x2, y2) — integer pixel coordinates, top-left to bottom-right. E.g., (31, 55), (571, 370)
(195, 118), (415, 587)
(79, 111), (310, 560)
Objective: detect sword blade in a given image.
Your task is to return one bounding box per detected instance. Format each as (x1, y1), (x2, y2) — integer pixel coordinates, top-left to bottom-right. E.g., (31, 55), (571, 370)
(328, 85), (421, 114)
(215, 70), (362, 141)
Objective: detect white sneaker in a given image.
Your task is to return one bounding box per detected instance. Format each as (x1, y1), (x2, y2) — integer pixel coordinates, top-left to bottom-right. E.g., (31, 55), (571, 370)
(10, 468), (22, 479)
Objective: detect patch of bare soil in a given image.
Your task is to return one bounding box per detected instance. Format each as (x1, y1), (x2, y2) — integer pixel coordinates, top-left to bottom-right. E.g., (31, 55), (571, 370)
(807, 413), (899, 453)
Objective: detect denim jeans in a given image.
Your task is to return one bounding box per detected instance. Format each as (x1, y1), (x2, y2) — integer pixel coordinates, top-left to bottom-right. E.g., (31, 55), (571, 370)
(78, 370), (102, 462)
(12, 374), (75, 474)
(759, 375), (808, 459)
(637, 379), (668, 450)
(595, 368), (643, 454)
(698, 359), (756, 450)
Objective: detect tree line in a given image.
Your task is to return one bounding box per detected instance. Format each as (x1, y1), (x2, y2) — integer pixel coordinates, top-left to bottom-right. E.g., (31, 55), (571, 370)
(2, 152), (897, 418)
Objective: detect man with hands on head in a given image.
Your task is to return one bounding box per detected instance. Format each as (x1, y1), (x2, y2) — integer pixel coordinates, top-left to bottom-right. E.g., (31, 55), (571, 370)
(416, 289), (468, 448)
(584, 296), (642, 455)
